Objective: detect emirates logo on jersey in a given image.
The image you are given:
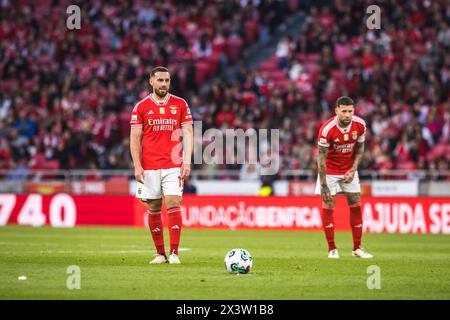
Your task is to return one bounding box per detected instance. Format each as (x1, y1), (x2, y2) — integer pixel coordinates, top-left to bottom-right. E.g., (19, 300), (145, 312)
(148, 118), (178, 132)
(148, 118), (178, 126)
(334, 143), (354, 153)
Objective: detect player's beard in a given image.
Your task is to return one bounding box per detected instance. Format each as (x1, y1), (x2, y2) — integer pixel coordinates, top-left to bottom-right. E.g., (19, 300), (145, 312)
(154, 88), (168, 98)
(339, 118), (351, 127)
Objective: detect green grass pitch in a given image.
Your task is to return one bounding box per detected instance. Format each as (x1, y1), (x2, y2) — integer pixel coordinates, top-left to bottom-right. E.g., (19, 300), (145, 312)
(0, 225), (449, 299)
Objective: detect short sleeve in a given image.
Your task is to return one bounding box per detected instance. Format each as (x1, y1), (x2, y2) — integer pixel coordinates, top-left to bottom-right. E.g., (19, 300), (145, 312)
(181, 100), (193, 126)
(357, 120), (366, 143)
(130, 102), (143, 127)
(317, 126), (330, 148)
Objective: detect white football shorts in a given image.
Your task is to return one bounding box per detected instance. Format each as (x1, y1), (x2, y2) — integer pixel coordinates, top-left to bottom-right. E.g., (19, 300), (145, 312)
(314, 171), (360, 196)
(135, 167), (183, 200)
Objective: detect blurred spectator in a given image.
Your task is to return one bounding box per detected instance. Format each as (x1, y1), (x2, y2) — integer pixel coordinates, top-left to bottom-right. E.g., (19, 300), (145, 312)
(5, 159), (29, 181)
(0, 0), (448, 181)
(0, 0), (297, 173)
(239, 163), (261, 181)
(192, 34), (212, 59)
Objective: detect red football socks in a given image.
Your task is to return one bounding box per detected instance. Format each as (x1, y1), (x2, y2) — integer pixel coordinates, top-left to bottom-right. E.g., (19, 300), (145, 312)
(147, 210), (166, 256)
(167, 207), (182, 255)
(350, 204), (363, 250)
(321, 208), (336, 251)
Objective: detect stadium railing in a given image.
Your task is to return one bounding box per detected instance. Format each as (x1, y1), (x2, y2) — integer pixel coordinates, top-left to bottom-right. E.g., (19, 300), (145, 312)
(0, 169), (449, 182)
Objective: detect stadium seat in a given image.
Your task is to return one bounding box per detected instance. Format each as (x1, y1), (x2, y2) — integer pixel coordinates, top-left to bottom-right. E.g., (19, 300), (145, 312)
(244, 20), (260, 45)
(195, 61), (211, 86)
(259, 61), (278, 72)
(288, 0), (300, 12)
(396, 161), (417, 170)
(268, 70), (287, 81)
(225, 37), (243, 63)
(202, 52), (221, 75)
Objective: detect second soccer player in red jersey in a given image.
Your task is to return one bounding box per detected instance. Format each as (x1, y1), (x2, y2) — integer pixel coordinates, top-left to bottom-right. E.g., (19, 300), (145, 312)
(315, 96), (373, 259)
(130, 66), (193, 264)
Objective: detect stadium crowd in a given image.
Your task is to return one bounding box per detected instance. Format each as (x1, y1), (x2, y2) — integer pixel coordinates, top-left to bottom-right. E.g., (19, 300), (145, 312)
(1, 0), (449, 181)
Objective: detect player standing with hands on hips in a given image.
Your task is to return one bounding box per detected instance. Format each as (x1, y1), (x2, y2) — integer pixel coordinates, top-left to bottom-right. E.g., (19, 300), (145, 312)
(130, 66), (193, 264)
(315, 96), (373, 259)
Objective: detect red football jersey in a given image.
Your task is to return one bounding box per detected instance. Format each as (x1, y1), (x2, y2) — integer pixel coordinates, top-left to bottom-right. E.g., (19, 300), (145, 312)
(317, 115), (366, 175)
(130, 93), (193, 170)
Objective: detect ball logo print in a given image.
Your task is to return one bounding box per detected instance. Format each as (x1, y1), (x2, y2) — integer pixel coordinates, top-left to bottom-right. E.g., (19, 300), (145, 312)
(224, 249), (253, 274)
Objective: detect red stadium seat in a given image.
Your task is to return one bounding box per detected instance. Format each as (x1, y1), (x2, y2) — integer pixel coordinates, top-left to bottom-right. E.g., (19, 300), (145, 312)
(202, 52), (221, 75)
(396, 161), (417, 170)
(288, 0), (300, 12)
(259, 61), (278, 72)
(225, 37), (243, 63)
(212, 40), (226, 54)
(273, 79), (290, 91)
(304, 53), (321, 63)
(43, 160), (60, 170)
(195, 61), (211, 86)
(268, 70), (287, 81)
(244, 20), (260, 45)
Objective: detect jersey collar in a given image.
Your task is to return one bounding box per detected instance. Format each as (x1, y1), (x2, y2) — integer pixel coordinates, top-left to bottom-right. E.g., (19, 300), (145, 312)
(334, 116), (353, 134)
(149, 93), (171, 106)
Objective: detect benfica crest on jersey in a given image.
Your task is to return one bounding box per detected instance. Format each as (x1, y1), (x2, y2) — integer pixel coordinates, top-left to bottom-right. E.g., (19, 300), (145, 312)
(169, 106), (177, 115)
(352, 131), (358, 140)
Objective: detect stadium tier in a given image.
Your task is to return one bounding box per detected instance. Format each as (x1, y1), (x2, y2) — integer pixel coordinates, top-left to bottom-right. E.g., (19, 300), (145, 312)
(1, 0), (450, 303)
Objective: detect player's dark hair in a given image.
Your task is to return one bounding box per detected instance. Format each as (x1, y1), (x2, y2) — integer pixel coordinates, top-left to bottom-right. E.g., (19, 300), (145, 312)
(336, 96), (355, 107)
(150, 66), (170, 77)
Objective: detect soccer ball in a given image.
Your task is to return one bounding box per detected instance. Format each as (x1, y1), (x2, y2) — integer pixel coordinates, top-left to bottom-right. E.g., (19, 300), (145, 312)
(224, 248), (253, 274)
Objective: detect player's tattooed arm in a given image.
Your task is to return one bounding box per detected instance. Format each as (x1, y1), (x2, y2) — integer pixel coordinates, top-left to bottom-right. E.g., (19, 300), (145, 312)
(317, 145), (331, 202)
(343, 141), (365, 183)
(351, 141), (365, 171)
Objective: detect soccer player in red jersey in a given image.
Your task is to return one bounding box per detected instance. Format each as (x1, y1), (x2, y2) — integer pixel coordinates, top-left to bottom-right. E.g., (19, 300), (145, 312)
(130, 66), (193, 264)
(315, 96), (373, 259)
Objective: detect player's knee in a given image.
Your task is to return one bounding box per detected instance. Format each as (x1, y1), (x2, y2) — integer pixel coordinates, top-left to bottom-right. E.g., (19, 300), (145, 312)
(147, 199), (163, 212)
(165, 197), (181, 209)
(346, 193), (360, 206)
(322, 201), (335, 209)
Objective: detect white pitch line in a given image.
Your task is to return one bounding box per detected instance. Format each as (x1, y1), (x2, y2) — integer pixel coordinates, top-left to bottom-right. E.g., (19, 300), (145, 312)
(0, 247), (192, 255)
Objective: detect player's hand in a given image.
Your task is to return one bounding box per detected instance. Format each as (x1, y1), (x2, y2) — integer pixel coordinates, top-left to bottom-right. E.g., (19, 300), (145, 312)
(134, 166), (145, 184)
(342, 169), (356, 183)
(321, 184), (332, 203)
(181, 163), (191, 179)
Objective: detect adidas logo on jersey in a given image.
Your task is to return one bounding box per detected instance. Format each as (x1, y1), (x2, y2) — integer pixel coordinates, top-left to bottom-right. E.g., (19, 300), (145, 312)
(334, 138), (340, 142)
(148, 110), (154, 115)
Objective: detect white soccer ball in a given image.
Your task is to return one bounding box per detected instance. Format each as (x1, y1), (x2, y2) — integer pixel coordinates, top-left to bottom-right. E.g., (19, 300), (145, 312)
(224, 248), (253, 274)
